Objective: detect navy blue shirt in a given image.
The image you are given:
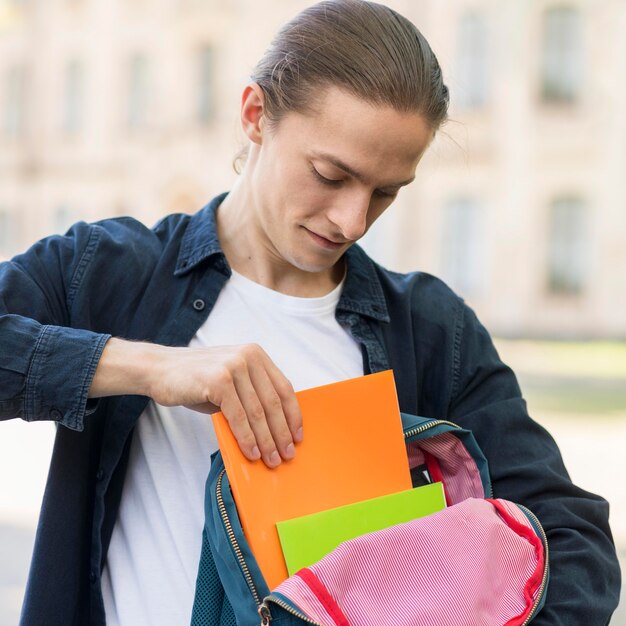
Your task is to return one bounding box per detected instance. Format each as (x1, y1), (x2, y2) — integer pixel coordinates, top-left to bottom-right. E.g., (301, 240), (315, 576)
(0, 193), (620, 625)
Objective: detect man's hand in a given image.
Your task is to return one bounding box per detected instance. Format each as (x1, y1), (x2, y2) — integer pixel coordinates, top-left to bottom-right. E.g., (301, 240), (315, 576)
(89, 338), (303, 468)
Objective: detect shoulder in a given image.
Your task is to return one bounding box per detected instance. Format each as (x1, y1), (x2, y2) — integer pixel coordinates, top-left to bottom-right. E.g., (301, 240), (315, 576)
(7, 213), (194, 302)
(88, 212), (191, 249)
(24, 211), (192, 256)
(45, 212), (193, 274)
(360, 248), (465, 328)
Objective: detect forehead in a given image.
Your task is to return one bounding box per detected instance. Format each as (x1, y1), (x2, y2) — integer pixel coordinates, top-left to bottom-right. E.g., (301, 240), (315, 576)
(278, 86), (433, 175)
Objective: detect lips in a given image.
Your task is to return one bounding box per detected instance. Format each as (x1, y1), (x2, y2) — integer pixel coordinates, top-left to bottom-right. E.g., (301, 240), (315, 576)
(305, 229), (347, 250)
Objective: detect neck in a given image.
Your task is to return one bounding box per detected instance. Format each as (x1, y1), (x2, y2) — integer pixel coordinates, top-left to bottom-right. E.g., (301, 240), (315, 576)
(217, 178), (344, 297)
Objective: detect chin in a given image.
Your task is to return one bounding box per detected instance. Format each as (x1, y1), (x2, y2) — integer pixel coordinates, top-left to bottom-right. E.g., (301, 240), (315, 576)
(286, 251), (339, 274)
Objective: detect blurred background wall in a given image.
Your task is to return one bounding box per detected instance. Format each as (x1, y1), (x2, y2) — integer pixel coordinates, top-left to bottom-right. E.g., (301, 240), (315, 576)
(0, 0), (624, 623)
(1, 0), (626, 338)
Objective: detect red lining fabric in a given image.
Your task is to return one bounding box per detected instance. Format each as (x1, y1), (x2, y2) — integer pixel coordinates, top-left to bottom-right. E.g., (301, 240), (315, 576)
(423, 450), (450, 505)
(296, 568), (351, 626)
(488, 499), (546, 626)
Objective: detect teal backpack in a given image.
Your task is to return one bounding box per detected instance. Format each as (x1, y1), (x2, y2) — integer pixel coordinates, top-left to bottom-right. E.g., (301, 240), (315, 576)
(190, 411), (548, 626)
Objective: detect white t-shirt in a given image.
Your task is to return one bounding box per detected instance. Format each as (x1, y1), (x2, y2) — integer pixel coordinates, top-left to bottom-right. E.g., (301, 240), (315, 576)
(101, 270), (363, 626)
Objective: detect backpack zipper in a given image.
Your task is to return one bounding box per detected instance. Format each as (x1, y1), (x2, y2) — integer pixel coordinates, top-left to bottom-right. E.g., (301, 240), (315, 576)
(258, 596), (322, 625)
(402, 418), (462, 439)
(217, 467), (322, 624)
(215, 468), (262, 606)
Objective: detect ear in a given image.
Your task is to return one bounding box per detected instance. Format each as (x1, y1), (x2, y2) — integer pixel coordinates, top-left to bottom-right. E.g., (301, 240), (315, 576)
(240, 83), (266, 145)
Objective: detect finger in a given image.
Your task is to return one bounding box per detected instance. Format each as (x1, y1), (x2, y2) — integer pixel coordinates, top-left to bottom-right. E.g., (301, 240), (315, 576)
(263, 358), (303, 444)
(218, 378), (262, 463)
(232, 366), (284, 468)
(248, 364), (296, 462)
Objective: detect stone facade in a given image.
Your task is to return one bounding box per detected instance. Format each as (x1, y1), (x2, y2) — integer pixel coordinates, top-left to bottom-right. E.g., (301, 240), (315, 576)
(1, 0), (625, 338)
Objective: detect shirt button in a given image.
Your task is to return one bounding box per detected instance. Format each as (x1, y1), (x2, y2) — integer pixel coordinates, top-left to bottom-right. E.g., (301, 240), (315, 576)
(50, 408), (62, 421)
(193, 298), (206, 311)
(89, 570), (97, 584)
(96, 469), (104, 481)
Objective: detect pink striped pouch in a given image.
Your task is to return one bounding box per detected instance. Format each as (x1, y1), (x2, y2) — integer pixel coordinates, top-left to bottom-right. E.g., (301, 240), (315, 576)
(259, 417), (548, 625)
(263, 497), (546, 625)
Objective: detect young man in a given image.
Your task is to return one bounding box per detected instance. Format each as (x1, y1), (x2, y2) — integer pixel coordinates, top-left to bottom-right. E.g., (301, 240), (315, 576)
(1, 1), (620, 624)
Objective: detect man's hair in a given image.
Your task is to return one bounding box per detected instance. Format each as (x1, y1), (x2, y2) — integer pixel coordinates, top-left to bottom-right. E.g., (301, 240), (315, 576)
(254, 0), (449, 127)
(234, 0), (449, 171)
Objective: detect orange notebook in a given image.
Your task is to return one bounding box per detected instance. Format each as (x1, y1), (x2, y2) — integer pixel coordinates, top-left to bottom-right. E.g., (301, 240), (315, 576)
(211, 369), (412, 589)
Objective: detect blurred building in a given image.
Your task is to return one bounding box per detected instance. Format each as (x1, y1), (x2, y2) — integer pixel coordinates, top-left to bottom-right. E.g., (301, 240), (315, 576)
(0, 0), (625, 338)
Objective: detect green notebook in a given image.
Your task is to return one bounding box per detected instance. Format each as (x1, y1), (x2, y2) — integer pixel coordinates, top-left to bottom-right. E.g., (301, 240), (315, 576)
(276, 482), (446, 575)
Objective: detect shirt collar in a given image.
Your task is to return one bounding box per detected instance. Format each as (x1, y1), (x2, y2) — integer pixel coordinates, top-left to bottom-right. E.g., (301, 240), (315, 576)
(339, 245), (390, 322)
(174, 192), (229, 277)
(174, 192), (390, 322)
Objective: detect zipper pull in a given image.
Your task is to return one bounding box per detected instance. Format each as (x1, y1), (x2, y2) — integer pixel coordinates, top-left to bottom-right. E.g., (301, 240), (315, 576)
(258, 601), (272, 625)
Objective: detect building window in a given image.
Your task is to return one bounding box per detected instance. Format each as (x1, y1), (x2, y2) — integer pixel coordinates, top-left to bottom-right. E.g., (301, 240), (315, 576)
(63, 59), (84, 134)
(197, 45), (215, 124)
(4, 65), (26, 138)
(441, 198), (484, 296)
(127, 53), (150, 128)
(541, 6), (582, 104)
(456, 11), (488, 109)
(547, 197), (586, 295)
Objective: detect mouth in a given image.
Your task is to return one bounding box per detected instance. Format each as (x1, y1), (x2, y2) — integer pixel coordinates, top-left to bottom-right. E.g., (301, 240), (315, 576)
(304, 228), (348, 250)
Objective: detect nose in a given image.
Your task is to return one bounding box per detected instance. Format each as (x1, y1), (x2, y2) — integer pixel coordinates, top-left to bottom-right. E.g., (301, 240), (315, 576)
(327, 193), (370, 242)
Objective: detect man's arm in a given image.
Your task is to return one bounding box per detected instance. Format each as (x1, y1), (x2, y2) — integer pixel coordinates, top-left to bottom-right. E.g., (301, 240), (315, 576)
(90, 337), (303, 467)
(1, 223), (302, 468)
(0, 224), (112, 430)
(448, 302), (621, 624)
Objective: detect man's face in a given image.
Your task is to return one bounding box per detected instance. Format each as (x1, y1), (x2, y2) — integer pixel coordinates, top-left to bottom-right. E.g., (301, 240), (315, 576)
(248, 86), (434, 275)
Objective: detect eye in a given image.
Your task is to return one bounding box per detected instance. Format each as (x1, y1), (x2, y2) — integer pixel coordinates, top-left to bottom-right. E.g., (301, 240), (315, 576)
(310, 165), (342, 187)
(374, 188), (398, 199)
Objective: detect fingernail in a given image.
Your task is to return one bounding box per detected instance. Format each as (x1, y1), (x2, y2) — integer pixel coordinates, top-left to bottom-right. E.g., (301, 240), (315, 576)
(269, 450), (281, 465)
(251, 446), (261, 460)
(285, 443), (295, 458)
(295, 427), (304, 442)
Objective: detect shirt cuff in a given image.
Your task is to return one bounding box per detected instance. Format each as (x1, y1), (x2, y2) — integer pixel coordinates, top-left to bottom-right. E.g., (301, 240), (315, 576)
(24, 325), (111, 431)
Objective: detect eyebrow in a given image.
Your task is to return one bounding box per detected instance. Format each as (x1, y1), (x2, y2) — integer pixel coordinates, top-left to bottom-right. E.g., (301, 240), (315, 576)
(312, 151), (416, 188)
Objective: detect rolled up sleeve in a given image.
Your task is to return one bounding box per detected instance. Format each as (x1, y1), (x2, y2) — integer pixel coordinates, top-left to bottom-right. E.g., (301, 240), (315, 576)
(23, 324), (110, 429)
(0, 223), (111, 430)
